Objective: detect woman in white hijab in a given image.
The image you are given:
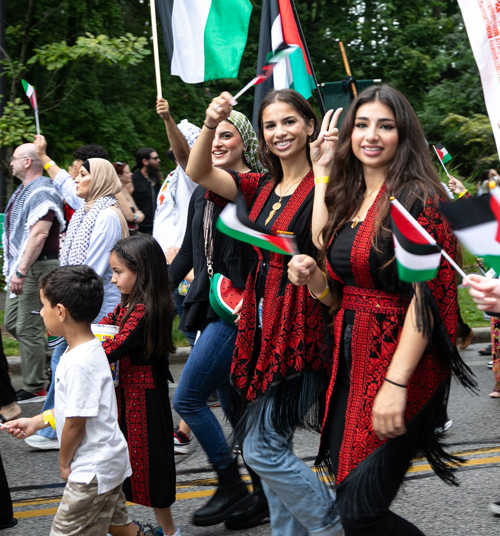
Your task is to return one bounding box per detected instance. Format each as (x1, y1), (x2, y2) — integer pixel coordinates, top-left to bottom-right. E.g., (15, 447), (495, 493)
(28, 157), (129, 450)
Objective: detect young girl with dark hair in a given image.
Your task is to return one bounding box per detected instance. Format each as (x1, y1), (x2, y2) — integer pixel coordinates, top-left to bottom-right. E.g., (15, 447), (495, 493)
(186, 90), (341, 535)
(289, 84), (475, 535)
(99, 235), (180, 536)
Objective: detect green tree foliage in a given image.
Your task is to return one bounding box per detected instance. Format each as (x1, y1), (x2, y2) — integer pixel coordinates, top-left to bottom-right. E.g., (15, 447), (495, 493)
(1, 0), (497, 199)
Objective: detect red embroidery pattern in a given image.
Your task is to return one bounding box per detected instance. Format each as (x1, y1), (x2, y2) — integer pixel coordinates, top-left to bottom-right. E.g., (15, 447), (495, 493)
(101, 304), (153, 507)
(231, 171), (330, 402)
(323, 196), (457, 486)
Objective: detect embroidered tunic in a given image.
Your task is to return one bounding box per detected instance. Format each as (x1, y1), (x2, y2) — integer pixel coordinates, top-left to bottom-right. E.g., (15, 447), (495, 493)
(317, 186), (475, 516)
(100, 304), (176, 508)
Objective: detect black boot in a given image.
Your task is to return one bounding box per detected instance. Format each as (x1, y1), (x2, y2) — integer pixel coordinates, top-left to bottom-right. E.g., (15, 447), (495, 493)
(225, 465), (270, 530)
(192, 458), (250, 526)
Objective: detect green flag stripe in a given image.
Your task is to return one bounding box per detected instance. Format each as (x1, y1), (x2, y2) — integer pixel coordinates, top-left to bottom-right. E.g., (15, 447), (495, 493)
(204, 0), (252, 80)
(396, 261), (439, 283)
(216, 217), (292, 255)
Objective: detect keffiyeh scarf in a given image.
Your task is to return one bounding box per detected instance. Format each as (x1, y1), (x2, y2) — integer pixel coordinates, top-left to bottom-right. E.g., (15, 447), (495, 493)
(60, 195), (118, 266)
(3, 176), (65, 284)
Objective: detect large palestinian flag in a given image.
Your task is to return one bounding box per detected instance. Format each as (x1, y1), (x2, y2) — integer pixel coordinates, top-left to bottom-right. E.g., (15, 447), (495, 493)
(156, 0), (252, 83)
(390, 199), (442, 282)
(216, 194), (298, 256)
(252, 0), (316, 125)
(439, 191), (500, 273)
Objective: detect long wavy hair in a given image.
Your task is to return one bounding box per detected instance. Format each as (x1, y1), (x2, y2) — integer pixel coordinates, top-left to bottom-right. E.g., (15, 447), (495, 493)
(256, 89), (320, 182)
(112, 235), (175, 359)
(320, 85), (446, 268)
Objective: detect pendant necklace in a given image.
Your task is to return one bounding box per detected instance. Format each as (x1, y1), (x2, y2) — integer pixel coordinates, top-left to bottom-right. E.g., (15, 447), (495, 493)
(265, 178), (301, 226)
(351, 187), (381, 229)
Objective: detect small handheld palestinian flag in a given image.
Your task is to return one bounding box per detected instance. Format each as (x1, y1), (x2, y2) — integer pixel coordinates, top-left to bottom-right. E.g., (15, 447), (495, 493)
(439, 189), (500, 274)
(390, 198), (466, 282)
(433, 143), (452, 180)
(21, 79), (40, 136)
(216, 194), (298, 255)
(232, 43), (298, 102)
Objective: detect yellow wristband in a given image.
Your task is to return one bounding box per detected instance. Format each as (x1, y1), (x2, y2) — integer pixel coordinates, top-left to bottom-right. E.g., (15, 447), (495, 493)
(308, 271), (330, 300)
(43, 410), (56, 430)
(458, 190), (468, 198)
(43, 160), (56, 171)
(314, 176), (329, 184)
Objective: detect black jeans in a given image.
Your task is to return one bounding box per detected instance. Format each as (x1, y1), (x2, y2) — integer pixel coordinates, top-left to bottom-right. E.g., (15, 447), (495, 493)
(328, 323), (425, 536)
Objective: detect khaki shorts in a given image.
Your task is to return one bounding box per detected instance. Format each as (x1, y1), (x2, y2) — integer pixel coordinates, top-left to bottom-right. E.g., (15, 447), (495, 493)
(50, 477), (131, 536)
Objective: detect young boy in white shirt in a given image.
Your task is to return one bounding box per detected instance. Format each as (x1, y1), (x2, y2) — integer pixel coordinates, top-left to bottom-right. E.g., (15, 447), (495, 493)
(6, 265), (145, 536)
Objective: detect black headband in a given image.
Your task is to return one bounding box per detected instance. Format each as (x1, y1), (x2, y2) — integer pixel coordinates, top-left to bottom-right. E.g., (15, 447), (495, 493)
(112, 244), (136, 264)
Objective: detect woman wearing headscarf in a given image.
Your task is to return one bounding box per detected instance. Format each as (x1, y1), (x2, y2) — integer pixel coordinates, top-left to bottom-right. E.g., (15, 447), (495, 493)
(31, 136), (129, 449)
(169, 111), (268, 530)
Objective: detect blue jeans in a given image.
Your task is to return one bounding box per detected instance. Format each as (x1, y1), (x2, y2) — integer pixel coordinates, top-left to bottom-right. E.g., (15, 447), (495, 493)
(173, 288), (197, 347)
(243, 382), (341, 535)
(173, 319), (236, 468)
(37, 342), (67, 439)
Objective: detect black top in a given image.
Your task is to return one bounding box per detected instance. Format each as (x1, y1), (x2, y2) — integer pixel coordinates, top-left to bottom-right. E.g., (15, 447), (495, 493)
(131, 170), (161, 234)
(169, 185), (257, 332)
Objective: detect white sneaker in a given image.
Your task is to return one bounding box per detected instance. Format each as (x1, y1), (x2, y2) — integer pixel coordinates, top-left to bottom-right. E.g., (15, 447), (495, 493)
(24, 434), (60, 450)
(435, 419), (453, 434)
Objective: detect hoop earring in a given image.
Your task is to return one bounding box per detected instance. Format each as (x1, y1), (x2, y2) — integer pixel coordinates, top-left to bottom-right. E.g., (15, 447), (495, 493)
(243, 151), (250, 165)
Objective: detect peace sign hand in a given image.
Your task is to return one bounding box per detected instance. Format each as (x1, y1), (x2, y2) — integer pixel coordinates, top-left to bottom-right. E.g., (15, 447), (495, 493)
(310, 107), (343, 178)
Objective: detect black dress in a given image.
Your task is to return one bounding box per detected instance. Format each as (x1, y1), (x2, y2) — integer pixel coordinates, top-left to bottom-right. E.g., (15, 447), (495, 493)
(100, 304), (176, 508)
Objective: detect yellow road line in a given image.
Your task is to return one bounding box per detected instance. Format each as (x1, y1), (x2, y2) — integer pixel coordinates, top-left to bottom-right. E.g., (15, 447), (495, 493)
(13, 454), (500, 520)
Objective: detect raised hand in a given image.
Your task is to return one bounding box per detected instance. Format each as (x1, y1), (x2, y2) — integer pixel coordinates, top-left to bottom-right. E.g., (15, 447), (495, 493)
(205, 92), (236, 129)
(310, 107), (342, 177)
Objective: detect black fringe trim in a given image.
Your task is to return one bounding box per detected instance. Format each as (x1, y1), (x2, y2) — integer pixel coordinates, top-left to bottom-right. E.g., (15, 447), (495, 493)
(229, 372), (327, 447)
(317, 379), (464, 520)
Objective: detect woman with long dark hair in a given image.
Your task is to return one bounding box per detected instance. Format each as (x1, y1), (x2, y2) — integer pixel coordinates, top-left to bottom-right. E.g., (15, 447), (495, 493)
(288, 84), (475, 535)
(186, 90), (341, 535)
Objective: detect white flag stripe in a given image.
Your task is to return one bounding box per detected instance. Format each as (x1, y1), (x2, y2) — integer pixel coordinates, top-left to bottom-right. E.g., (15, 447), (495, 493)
(170, 0), (211, 83)
(458, 0), (500, 159)
(393, 235), (442, 271)
(219, 203), (268, 241)
(455, 221), (500, 255)
(25, 85), (34, 98)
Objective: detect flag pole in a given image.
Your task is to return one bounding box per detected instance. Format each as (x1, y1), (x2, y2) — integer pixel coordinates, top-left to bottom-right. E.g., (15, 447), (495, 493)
(289, 0), (326, 116)
(149, 0), (162, 99)
(33, 90), (40, 136)
(391, 198), (468, 280)
(432, 145), (451, 179)
(339, 41), (357, 98)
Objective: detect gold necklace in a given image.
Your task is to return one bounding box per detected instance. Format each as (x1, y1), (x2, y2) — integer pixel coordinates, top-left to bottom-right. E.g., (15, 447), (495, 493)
(351, 188), (381, 228)
(265, 179), (301, 225)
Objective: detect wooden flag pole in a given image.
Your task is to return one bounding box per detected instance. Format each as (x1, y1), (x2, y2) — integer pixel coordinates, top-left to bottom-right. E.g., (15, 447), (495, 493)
(339, 41), (357, 98)
(150, 0), (162, 99)
(432, 145), (452, 180)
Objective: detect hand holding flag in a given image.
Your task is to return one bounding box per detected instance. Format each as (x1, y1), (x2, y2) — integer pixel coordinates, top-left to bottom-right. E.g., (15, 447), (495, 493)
(21, 79), (40, 136)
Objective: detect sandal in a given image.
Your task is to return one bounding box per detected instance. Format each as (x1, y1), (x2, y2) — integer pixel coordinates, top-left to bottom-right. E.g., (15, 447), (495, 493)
(479, 344), (492, 356)
(0, 402), (21, 422)
(489, 391), (500, 398)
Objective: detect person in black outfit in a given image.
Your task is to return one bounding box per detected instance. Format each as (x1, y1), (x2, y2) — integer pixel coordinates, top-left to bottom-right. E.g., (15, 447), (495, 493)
(131, 147), (162, 234)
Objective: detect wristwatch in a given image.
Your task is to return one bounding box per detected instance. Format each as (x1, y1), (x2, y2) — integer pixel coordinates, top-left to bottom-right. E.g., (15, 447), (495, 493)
(15, 270), (27, 278)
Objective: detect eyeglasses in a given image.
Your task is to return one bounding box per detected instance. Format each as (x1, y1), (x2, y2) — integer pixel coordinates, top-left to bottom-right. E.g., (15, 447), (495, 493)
(10, 156), (28, 162)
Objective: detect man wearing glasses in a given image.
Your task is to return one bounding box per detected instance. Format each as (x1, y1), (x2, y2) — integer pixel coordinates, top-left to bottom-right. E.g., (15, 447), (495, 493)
(4, 144), (64, 403)
(131, 147), (163, 234)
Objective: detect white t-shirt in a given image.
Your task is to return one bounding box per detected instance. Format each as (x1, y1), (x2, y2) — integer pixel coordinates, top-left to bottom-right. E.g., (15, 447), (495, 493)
(152, 166), (197, 251)
(54, 338), (131, 495)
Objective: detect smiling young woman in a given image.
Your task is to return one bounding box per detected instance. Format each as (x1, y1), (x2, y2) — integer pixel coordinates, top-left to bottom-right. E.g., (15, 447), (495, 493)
(288, 84), (475, 536)
(186, 89), (342, 534)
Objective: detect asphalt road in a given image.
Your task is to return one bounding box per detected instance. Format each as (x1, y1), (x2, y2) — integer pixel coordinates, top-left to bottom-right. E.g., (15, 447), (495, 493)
(2, 340), (500, 536)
